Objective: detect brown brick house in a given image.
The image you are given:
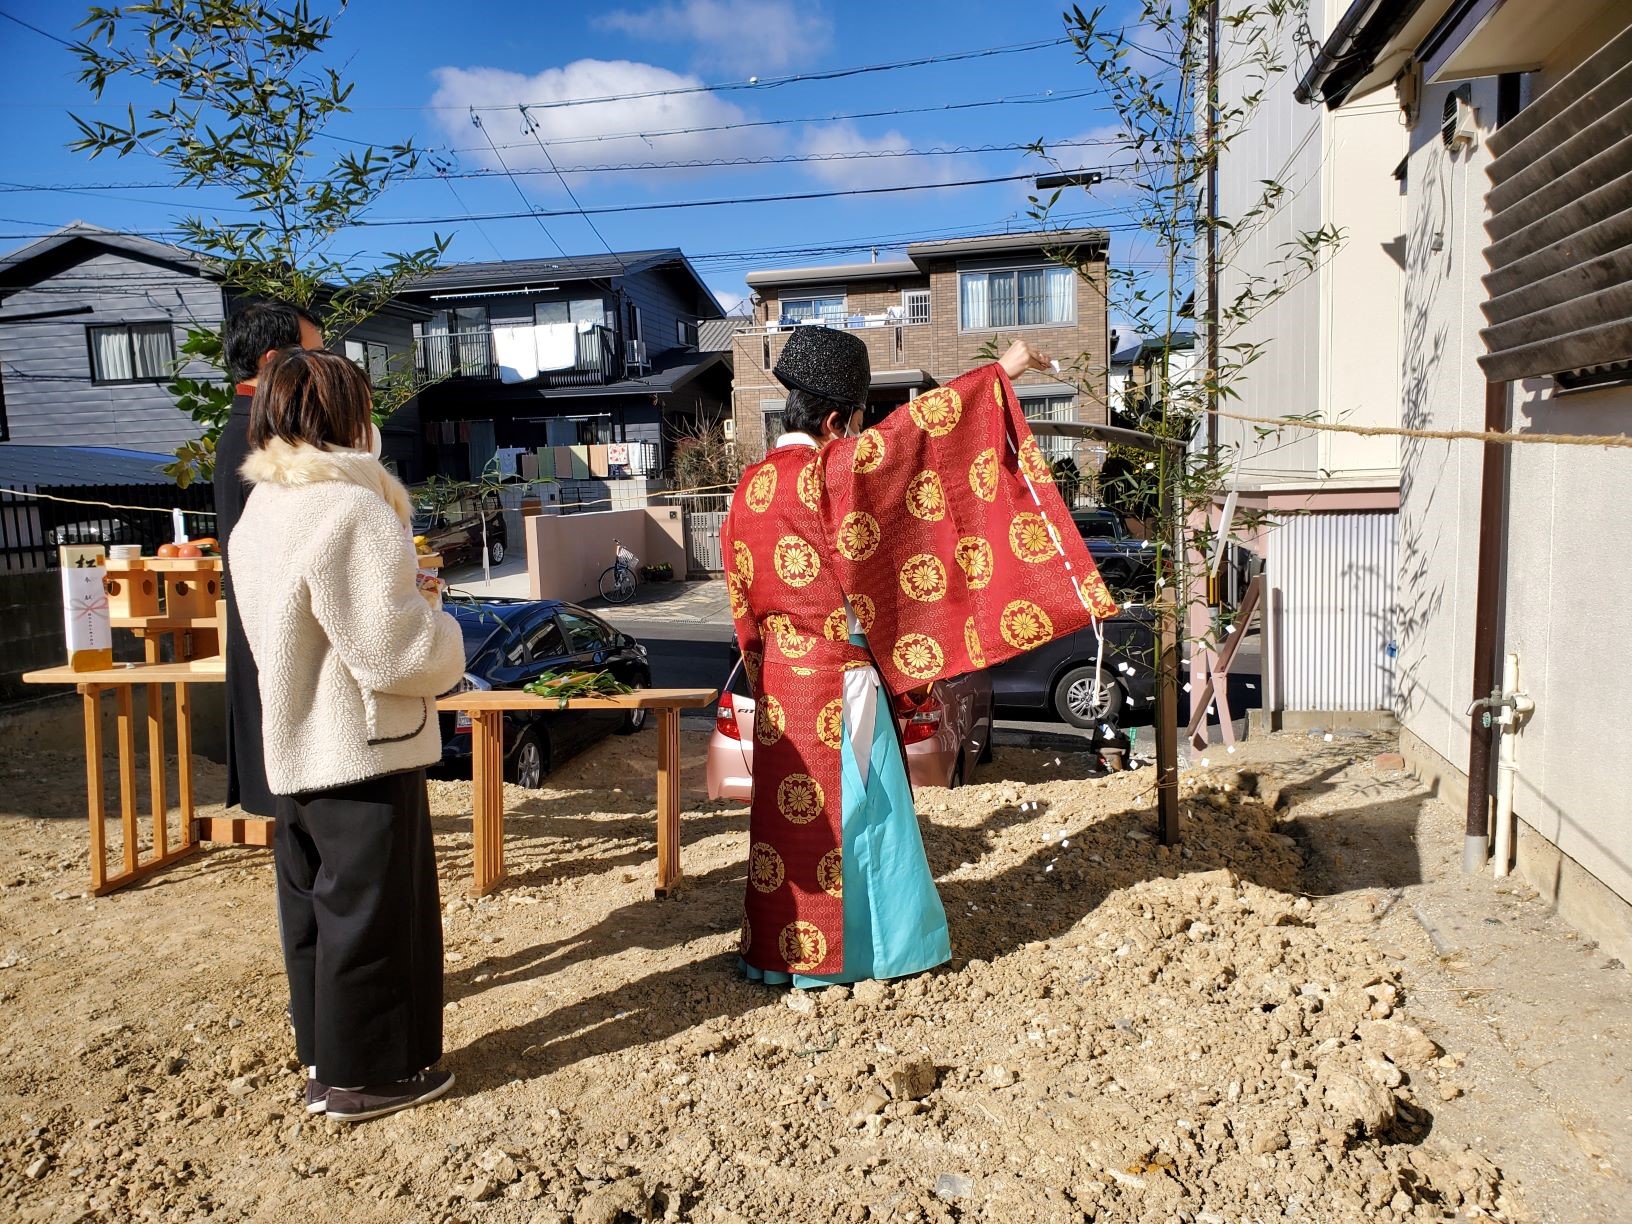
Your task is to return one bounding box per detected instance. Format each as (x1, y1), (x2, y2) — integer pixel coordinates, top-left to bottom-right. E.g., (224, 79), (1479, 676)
(728, 229), (1111, 464)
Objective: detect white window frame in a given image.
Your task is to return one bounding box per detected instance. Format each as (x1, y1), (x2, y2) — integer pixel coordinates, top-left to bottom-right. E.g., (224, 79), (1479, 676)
(902, 289), (931, 325)
(958, 264), (1076, 332)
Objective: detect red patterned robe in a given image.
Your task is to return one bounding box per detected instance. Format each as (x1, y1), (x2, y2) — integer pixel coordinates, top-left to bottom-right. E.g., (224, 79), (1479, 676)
(721, 363), (1118, 977)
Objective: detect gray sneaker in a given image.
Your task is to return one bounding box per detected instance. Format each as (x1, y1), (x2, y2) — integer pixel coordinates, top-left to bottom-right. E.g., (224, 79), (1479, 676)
(306, 1077), (329, 1115)
(326, 1069), (455, 1123)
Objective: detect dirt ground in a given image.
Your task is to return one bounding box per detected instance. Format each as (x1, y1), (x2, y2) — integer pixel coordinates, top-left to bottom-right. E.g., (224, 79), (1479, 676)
(1, 705), (1628, 1223)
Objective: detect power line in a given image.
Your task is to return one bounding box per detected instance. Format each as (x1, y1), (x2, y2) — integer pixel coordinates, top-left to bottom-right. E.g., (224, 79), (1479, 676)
(0, 7), (72, 48)
(438, 176), (504, 262)
(520, 107), (624, 273)
(443, 87), (1116, 156)
(347, 168), (1138, 228)
(417, 36), (1078, 113)
(467, 110), (564, 257)
(0, 136), (1125, 195)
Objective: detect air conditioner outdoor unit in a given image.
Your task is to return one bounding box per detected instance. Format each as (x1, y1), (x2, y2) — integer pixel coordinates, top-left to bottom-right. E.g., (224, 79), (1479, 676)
(722, 418), (736, 440)
(625, 339), (649, 371)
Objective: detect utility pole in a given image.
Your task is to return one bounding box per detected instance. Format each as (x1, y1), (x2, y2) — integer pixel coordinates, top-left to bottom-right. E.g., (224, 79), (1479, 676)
(1206, 2), (1220, 461)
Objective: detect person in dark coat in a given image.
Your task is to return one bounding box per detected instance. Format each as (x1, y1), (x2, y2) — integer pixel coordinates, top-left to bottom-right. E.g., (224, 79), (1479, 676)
(216, 302), (323, 815)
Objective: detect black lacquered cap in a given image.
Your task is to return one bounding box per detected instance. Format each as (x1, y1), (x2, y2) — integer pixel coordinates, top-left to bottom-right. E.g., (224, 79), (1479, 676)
(773, 325), (871, 406)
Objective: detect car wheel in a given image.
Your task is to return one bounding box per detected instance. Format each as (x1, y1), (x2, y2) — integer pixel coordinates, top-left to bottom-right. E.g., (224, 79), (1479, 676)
(978, 732), (994, 765)
(619, 704), (648, 735)
(488, 537), (506, 566)
(508, 728), (549, 789)
(949, 756), (966, 789)
(1052, 666), (1126, 730)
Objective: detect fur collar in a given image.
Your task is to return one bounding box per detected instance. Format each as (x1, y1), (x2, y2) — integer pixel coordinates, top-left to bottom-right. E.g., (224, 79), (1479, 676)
(241, 437), (415, 528)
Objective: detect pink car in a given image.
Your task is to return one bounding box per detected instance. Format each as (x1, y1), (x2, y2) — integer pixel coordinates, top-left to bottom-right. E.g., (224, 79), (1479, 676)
(706, 654), (994, 801)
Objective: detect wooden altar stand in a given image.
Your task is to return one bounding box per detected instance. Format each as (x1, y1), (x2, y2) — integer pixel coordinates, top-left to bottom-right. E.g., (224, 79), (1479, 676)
(25, 657), (717, 899)
(22, 656), (236, 894)
(436, 687), (718, 897)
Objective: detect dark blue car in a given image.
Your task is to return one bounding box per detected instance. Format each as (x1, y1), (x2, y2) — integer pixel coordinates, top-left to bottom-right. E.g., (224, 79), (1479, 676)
(439, 598), (651, 788)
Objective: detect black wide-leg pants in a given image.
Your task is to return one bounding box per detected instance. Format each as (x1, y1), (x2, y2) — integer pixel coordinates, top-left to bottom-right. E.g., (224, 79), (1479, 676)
(273, 768), (443, 1087)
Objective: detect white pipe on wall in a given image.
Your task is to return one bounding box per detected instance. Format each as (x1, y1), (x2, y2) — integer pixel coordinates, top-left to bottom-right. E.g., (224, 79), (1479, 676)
(1492, 651), (1535, 879)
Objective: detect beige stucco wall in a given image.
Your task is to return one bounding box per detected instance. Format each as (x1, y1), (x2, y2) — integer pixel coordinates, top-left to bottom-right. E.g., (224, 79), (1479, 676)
(1215, 1), (1405, 490)
(524, 507), (687, 604)
(1396, 73), (1632, 911)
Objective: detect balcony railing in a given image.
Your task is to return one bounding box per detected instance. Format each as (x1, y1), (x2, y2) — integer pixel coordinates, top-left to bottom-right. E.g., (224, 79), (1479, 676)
(414, 324), (621, 387)
(735, 319), (935, 372)
(731, 315), (931, 337)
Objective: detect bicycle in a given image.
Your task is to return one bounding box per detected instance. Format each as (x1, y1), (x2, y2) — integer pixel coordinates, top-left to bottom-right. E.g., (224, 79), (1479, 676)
(599, 540), (640, 604)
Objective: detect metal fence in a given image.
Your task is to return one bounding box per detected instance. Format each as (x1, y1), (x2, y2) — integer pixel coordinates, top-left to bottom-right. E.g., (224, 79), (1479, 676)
(0, 482), (216, 574)
(1264, 510), (1398, 712)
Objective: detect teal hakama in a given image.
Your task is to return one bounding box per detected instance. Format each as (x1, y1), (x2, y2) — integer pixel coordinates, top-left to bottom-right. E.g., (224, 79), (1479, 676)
(743, 663), (951, 989)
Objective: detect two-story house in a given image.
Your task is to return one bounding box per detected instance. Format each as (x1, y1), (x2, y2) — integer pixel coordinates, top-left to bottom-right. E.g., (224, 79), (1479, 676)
(0, 222), (430, 477)
(399, 250), (731, 494)
(728, 229), (1111, 466)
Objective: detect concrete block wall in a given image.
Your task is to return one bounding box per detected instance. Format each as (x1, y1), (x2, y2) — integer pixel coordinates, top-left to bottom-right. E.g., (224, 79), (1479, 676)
(525, 505), (687, 604)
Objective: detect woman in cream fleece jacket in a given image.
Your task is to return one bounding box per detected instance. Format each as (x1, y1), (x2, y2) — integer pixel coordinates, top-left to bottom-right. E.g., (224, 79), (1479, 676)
(231, 347), (465, 1123)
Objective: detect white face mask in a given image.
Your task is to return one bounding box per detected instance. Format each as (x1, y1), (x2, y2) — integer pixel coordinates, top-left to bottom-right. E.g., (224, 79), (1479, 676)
(367, 422), (383, 459)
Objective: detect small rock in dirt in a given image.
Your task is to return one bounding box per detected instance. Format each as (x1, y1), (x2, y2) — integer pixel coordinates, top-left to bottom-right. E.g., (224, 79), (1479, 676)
(1439, 1083), (1464, 1102)
(1357, 1019), (1441, 1069)
(851, 980), (889, 1006)
(573, 1176), (648, 1224)
(884, 1054), (937, 1101)
(478, 1146), (521, 1183)
(983, 1065), (1017, 1088)
(1320, 1069), (1396, 1136)
(825, 985), (852, 1003)
(463, 1176), (499, 1203)
(1374, 753), (1406, 772)
(24, 1155), (50, 1180)
(934, 1173), (972, 1201)
(850, 1086), (889, 1124)
(784, 991), (815, 1015)
(512, 1171), (545, 1200)
(1250, 1128), (1289, 1154)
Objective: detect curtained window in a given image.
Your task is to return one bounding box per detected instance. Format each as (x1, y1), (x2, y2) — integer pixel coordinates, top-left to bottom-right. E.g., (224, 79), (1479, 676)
(760, 398), (787, 448)
(782, 295), (845, 324)
(959, 266), (1075, 330)
(87, 322), (175, 383)
(1022, 393), (1076, 462)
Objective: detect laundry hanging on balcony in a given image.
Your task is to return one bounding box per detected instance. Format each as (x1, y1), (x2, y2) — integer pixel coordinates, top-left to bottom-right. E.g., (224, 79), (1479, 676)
(492, 323), (539, 384)
(536, 321), (578, 372)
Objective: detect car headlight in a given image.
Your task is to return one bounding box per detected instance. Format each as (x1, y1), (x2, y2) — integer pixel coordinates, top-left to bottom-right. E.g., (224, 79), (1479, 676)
(451, 672), (491, 730)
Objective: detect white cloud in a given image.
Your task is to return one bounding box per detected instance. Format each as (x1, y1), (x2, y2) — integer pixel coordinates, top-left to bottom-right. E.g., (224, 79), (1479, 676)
(428, 59), (782, 180)
(711, 287), (750, 315)
(595, 0), (832, 74)
(796, 122), (961, 191)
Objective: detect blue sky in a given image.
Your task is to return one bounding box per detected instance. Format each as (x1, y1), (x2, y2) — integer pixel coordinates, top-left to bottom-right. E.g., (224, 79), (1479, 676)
(0, 0), (1161, 311)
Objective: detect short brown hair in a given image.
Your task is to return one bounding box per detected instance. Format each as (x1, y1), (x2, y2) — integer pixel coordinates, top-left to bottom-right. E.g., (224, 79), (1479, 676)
(248, 347), (373, 452)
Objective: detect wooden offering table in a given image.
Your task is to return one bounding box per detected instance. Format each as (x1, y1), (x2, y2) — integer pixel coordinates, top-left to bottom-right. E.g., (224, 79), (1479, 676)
(22, 657), (237, 895)
(436, 687), (717, 897)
